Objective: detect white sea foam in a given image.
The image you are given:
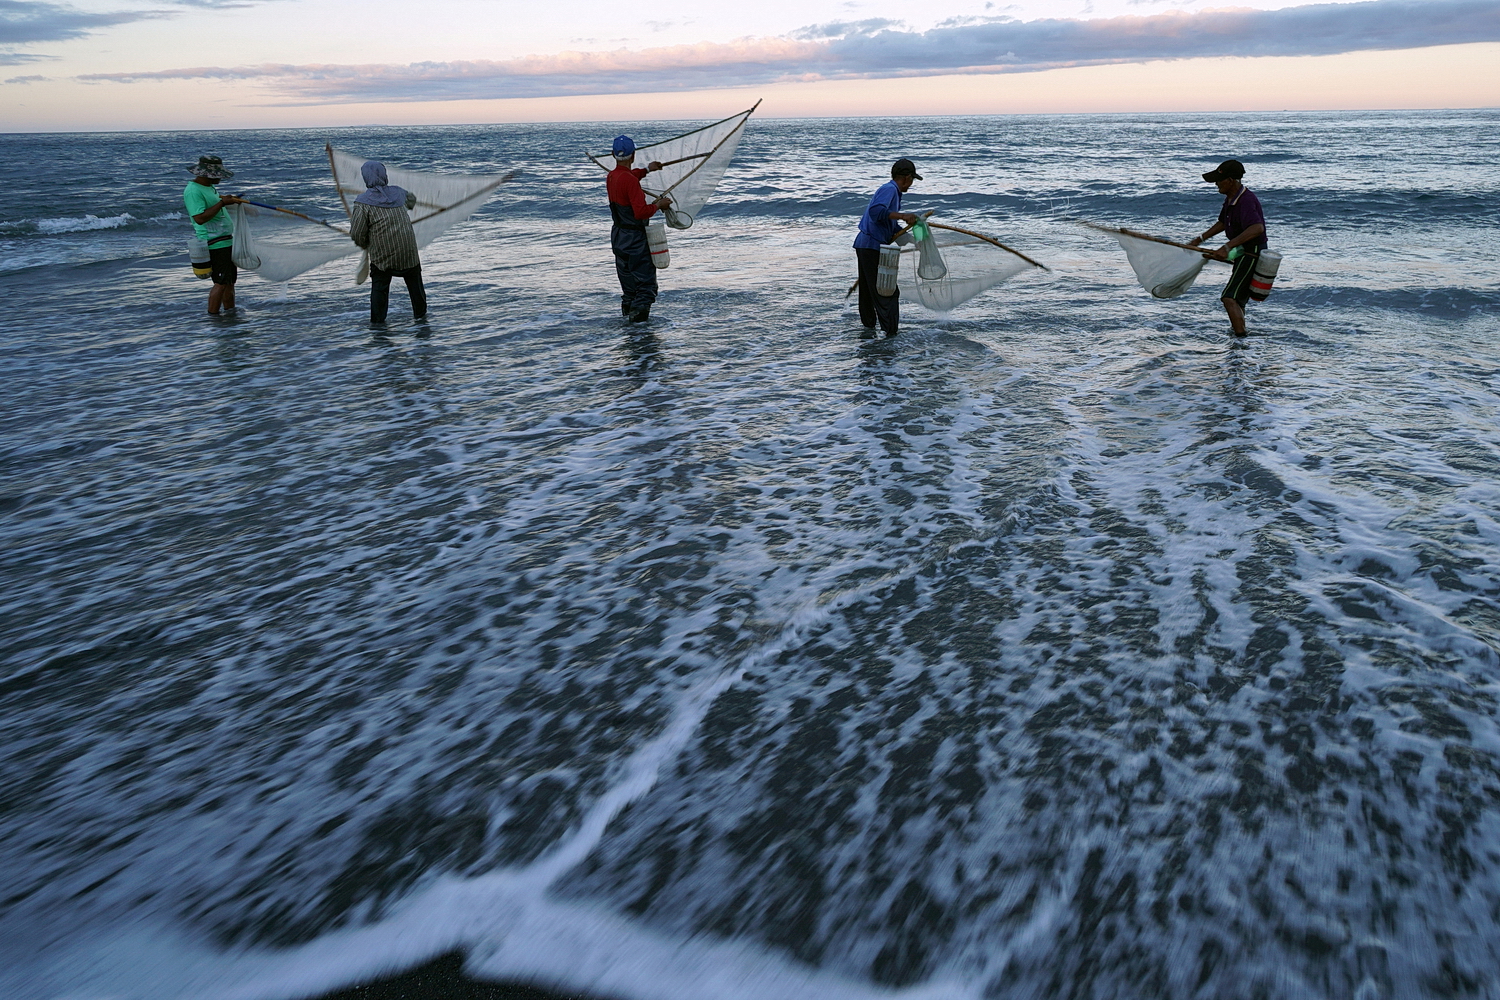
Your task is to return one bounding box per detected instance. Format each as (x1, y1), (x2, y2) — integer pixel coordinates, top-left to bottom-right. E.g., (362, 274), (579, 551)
(34, 213), (136, 234)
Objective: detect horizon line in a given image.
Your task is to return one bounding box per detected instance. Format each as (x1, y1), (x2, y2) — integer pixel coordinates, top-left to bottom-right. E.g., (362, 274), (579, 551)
(2, 103), (1497, 138)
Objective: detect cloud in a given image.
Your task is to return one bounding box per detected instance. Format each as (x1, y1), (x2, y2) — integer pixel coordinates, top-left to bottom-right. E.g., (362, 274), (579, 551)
(791, 18), (903, 40)
(79, 0), (1500, 104)
(0, 0), (158, 45)
(0, 0), (285, 62)
(4, 70), (44, 80)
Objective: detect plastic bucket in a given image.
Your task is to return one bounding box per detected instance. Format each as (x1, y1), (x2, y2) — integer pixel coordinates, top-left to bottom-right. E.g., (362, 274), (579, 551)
(876, 245), (901, 296)
(646, 222), (670, 270)
(187, 236), (212, 279)
(1248, 250), (1281, 301)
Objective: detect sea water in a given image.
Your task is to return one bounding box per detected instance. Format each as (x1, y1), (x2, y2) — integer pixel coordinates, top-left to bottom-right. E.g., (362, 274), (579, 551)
(2, 110), (1499, 1000)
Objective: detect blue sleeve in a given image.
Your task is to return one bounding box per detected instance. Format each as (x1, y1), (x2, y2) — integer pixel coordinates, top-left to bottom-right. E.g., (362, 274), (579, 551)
(855, 182), (903, 249)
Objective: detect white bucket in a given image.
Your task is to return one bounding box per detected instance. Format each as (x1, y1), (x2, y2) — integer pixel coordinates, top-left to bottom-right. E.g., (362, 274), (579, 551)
(1249, 250), (1282, 301)
(186, 236), (211, 279)
(646, 222), (669, 270)
(876, 245), (901, 296)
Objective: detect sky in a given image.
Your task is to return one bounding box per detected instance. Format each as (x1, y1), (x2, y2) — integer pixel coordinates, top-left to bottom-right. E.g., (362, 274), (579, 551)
(1, 0), (1497, 130)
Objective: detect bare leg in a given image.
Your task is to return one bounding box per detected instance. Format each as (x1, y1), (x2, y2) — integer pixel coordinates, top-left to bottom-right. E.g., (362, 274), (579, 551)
(208, 284), (226, 315)
(1222, 296), (1247, 336)
(222, 284), (235, 310)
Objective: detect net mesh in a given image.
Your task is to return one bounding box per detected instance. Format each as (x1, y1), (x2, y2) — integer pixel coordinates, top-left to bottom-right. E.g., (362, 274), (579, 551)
(898, 232), (1036, 312)
(1110, 230), (1208, 299)
(229, 150), (513, 284)
(588, 103), (758, 230)
(230, 206), (355, 283)
(914, 224), (948, 280)
(328, 148), (513, 251)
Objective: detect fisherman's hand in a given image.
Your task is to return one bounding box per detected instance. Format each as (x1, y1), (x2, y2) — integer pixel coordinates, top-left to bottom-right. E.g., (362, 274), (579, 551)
(221, 195), (244, 205)
(655, 195), (672, 207)
(1187, 236), (1202, 247)
(648, 161), (663, 172)
(1209, 247), (1229, 261)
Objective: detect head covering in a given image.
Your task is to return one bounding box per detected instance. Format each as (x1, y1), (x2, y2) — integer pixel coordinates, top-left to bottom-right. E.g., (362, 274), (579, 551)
(188, 155), (233, 180)
(612, 135), (636, 159)
(1203, 159), (1246, 182)
(891, 158), (922, 180)
(354, 160), (409, 209)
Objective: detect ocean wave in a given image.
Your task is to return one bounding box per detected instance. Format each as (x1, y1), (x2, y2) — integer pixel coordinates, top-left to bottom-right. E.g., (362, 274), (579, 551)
(681, 186), (1494, 229)
(2, 211), (185, 236)
(36, 213), (136, 234)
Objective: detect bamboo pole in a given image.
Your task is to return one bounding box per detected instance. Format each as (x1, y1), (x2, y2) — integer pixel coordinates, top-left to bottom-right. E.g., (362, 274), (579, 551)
(237, 199), (349, 234)
(927, 222), (1048, 271)
(408, 171), (519, 225)
(1082, 221), (1227, 259)
(584, 100), (762, 180)
(655, 152), (713, 168)
(326, 143), (353, 219)
(646, 99), (761, 207)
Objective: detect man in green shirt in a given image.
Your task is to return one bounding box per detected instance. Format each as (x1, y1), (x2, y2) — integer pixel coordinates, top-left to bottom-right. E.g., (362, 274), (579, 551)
(183, 155), (244, 315)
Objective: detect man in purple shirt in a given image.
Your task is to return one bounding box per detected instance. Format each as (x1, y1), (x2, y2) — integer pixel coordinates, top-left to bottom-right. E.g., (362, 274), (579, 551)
(1188, 159), (1267, 337)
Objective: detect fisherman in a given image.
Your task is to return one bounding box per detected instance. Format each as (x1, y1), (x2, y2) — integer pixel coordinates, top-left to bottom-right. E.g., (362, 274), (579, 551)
(853, 158), (925, 338)
(1188, 159), (1267, 337)
(607, 135), (669, 323)
(183, 155), (244, 315)
(349, 160), (426, 325)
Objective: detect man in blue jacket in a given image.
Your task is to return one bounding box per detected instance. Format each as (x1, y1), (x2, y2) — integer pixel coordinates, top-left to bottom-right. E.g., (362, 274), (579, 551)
(853, 158), (924, 337)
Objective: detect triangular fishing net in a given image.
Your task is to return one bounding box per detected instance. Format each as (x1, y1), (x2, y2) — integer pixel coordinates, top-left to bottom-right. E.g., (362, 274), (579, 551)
(588, 102), (759, 230)
(1104, 228), (1207, 299)
(228, 149), (514, 284)
(229, 206), (357, 283)
(897, 228), (1041, 312)
(328, 147), (514, 253)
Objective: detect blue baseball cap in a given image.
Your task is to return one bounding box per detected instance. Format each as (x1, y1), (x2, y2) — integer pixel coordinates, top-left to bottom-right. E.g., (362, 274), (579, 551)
(612, 135), (635, 158)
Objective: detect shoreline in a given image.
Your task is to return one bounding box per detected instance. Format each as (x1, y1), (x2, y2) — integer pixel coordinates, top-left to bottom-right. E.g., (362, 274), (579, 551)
(312, 952), (614, 1000)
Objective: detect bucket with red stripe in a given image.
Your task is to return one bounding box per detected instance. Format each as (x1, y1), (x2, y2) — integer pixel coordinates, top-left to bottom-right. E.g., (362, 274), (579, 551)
(1248, 250), (1281, 301)
(646, 222), (670, 270)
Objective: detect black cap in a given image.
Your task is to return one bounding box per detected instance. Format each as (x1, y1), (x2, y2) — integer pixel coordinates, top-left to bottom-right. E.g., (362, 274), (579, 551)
(1202, 159), (1245, 182)
(892, 158), (922, 180)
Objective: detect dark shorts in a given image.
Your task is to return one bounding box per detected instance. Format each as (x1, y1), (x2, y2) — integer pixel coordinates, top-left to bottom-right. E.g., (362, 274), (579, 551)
(1222, 248), (1259, 306)
(209, 245), (237, 286)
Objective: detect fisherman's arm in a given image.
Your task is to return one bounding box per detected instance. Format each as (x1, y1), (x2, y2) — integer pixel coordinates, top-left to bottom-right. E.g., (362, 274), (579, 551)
(627, 176), (668, 220)
(870, 203), (920, 229)
(405, 191), (417, 210)
(1208, 222), (1263, 261)
(192, 194), (242, 225)
(1187, 222), (1226, 247)
(349, 205), (371, 249)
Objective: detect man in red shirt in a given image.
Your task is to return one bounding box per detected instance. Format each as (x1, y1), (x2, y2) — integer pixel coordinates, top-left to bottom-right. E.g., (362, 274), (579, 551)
(608, 135), (670, 323)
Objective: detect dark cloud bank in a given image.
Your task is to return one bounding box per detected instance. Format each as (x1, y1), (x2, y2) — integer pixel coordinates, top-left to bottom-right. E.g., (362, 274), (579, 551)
(0, 0), (153, 46)
(72, 0), (1500, 103)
